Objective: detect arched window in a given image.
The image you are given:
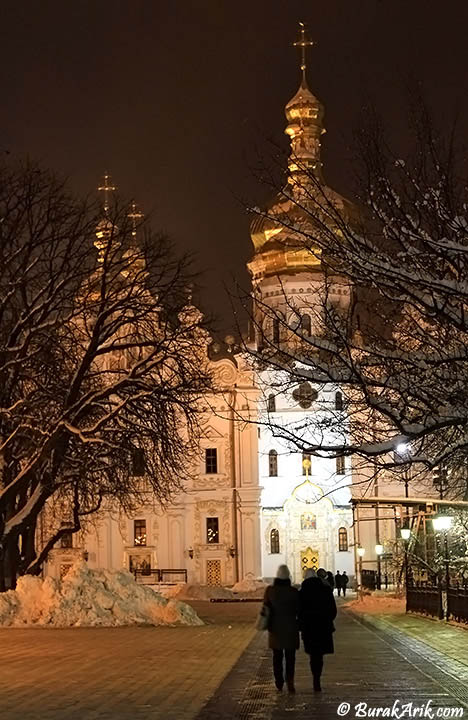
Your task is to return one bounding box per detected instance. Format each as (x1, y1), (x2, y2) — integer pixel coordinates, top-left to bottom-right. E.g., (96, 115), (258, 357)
(267, 394), (276, 413)
(301, 314), (311, 336)
(338, 527), (348, 552)
(335, 391), (343, 411)
(268, 449), (278, 477)
(270, 528), (280, 554)
(302, 451), (312, 475)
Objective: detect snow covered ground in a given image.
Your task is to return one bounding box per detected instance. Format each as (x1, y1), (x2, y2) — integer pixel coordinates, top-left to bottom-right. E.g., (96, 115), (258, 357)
(155, 573), (267, 601)
(344, 593), (405, 615)
(0, 562), (203, 627)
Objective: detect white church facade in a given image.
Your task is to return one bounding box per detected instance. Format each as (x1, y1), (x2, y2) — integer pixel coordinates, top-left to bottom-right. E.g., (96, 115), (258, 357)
(44, 40), (358, 587)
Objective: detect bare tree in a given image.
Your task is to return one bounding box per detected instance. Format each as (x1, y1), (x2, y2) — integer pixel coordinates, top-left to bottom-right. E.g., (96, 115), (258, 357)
(242, 104), (468, 497)
(0, 162), (212, 588)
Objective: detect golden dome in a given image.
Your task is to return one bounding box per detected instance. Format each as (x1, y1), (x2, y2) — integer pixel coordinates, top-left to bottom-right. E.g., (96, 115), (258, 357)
(285, 78), (324, 128)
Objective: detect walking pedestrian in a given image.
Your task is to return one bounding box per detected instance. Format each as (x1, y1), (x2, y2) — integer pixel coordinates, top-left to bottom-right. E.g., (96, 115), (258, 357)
(341, 571), (349, 597)
(263, 565), (299, 693)
(326, 571), (335, 591)
(299, 572), (337, 692)
(335, 570), (342, 596)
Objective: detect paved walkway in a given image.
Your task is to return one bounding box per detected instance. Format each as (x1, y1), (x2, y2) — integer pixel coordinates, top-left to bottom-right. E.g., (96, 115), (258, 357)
(0, 601), (257, 720)
(197, 604), (468, 719)
(1, 599), (468, 720)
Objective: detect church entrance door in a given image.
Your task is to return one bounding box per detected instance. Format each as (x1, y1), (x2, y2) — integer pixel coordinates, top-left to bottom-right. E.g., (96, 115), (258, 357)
(300, 547), (319, 578)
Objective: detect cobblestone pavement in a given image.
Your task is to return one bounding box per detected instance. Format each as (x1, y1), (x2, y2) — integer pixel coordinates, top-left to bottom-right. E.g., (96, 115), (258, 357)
(363, 611), (468, 667)
(0, 600), (258, 720)
(197, 602), (468, 720)
(3, 599), (468, 720)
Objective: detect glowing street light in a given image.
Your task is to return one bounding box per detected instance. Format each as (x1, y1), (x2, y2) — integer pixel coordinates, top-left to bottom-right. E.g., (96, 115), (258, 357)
(375, 544), (384, 555)
(400, 527), (411, 541)
(357, 546), (365, 557)
(432, 515), (453, 532)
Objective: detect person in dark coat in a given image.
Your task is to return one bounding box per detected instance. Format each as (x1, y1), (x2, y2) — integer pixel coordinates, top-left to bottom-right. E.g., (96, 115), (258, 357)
(326, 571), (335, 590)
(263, 564), (299, 693)
(335, 570), (343, 596)
(299, 572), (337, 692)
(341, 572), (349, 597)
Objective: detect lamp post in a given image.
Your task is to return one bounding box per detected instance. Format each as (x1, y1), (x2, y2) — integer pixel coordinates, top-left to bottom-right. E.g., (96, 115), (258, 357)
(433, 514), (453, 620)
(375, 544), (383, 590)
(400, 526), (411, 610)
(357, 546), (365, 598)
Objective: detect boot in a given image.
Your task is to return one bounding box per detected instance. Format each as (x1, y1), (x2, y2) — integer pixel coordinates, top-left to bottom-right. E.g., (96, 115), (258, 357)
(275, 680), (283, 692)
(287, 679), (296, 693)
(313, 675), (321, 692)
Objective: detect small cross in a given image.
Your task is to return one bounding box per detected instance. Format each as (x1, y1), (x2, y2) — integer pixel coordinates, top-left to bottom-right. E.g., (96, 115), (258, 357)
(128, 200), (144, 238)
(293, 22), (315, 84)
(97, 171), (117, 214)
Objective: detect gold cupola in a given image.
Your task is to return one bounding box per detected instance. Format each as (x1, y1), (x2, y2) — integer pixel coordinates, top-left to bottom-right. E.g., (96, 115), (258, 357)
(248, 24), (350, 284)
(285, 24), (325, 184)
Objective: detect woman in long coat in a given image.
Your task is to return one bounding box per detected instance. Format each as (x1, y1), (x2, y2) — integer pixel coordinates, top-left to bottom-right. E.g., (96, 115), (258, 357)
(263, 564), (299, 693)
(299, 572), (337, 691)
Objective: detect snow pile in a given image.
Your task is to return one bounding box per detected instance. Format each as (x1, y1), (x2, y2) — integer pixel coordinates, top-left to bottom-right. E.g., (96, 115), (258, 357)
(155, 583), (187, 599)
(175, 575), (267, 601)
(179, 584), (235, 601)
(231, 573), (267, 595)
(0, 562), (203, 627)
(345, 593), (405, 615)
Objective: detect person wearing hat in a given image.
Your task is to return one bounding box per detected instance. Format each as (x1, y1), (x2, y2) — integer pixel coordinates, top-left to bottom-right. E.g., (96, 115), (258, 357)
(263, 564), (299, 693)
(299, 569), (337, 691)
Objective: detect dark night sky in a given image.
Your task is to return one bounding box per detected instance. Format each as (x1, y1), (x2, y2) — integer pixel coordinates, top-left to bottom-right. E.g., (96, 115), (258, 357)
(1, 1), (468, 328)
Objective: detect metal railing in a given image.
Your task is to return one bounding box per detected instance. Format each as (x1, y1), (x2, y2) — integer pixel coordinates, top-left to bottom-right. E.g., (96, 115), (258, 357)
(448, 585), (468, 624)
(133, 568), (187, 584)
(406, 584), (443, 620)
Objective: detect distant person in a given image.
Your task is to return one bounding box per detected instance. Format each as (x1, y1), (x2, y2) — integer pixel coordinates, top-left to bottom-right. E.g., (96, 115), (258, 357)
(335, 571), (343, 596)
(341, 572), (349, 597)
(263, 565), (299, 693)
(299, 571), (337, 692)
(326, 571), (335, 591)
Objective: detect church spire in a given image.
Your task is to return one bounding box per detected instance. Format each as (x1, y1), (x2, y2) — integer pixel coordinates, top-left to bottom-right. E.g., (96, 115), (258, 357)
(285, 23), (325, 185)
(95, 171), (118, 262)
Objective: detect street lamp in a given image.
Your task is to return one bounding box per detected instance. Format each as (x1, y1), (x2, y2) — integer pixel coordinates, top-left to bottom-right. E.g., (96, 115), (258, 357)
(432, 515), (453, 532)
(395, 442), (411, 499)
(357, 547), (365, 599)
(432, 514), (453, 620)
(400, 527), (411, 541)
(375, 544), (383, 590)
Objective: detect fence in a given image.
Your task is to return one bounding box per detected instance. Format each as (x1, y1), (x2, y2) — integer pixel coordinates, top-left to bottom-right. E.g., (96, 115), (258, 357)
(406, 581), (468, 623)
(448, 585), (468, 624)
(362, 569), (377, 591)
(133, 568), (188, 584)
(406, 584), (443, 620)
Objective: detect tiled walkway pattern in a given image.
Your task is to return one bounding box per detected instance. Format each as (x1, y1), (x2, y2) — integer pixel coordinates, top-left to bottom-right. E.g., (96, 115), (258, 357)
(1, 599), (468, 720)
(0, 601), (256, 720)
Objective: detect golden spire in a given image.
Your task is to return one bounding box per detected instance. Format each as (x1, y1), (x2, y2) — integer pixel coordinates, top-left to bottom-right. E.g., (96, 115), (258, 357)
(293, 22), (315, 87)
(97, 171), (116, 215)
(128, 200), (144, 240)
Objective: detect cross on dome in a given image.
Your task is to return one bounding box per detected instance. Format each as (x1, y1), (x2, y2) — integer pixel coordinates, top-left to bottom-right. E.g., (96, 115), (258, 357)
(293, 22), (315, 87)
(97, 171), (116, 215)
